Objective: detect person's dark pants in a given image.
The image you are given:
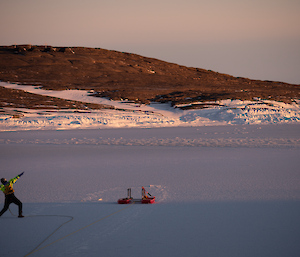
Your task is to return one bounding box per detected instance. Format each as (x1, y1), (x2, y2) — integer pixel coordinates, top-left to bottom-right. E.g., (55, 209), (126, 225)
(0, 193), (22, 216)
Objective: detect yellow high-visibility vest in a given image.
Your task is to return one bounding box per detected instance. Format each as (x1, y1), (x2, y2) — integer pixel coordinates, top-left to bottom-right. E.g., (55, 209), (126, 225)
(0, 175), (20, 195)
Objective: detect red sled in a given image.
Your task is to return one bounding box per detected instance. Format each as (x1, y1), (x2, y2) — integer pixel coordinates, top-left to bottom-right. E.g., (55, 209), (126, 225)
(141, 187), (155, 204)
(141, 197), (155, 204)
(118, 198), (133, 204)
(117, 188), (133, 204)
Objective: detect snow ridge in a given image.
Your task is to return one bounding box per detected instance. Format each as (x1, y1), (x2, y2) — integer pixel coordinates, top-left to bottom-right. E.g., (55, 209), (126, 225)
(1, 82), (300, 131)
(1, 136), (299, 148)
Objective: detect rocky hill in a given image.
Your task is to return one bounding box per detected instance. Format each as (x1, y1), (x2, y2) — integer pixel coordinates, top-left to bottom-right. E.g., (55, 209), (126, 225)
(0, 45), (299, 110)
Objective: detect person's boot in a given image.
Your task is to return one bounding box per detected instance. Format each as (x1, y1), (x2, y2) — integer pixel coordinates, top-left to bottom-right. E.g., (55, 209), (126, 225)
(18, 213), (24, 218)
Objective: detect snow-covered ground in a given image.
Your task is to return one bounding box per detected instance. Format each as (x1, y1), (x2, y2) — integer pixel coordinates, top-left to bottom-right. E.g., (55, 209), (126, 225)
(0, 82), (300, 256)
(1, 82), (300, 131)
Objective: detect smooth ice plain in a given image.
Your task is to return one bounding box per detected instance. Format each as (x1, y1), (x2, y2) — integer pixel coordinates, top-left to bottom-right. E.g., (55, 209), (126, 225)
(1, 125), (300, 257)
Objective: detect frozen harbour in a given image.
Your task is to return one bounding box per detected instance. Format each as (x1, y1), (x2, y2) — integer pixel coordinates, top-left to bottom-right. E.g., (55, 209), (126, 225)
(1, 126), (300, 257)
(0, 82), (300, 256)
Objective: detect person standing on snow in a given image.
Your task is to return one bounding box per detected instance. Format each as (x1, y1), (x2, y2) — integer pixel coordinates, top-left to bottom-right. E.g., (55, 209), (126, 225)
(0, 172), (24, 218)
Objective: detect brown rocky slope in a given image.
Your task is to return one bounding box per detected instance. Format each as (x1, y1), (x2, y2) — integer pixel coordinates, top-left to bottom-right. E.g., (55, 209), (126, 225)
(0, 45), (299, 110)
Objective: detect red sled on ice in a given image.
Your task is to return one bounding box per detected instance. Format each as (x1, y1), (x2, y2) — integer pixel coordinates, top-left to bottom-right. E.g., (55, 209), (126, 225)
(117, 188), (133, 204)
(141, 186), (155, 204)
(117, 187), (155, 204)
(141, 197), (155, 204)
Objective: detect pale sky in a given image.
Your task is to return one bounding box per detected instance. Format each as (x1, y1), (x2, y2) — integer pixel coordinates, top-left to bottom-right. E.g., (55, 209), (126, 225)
(1, 0), (299, 84)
